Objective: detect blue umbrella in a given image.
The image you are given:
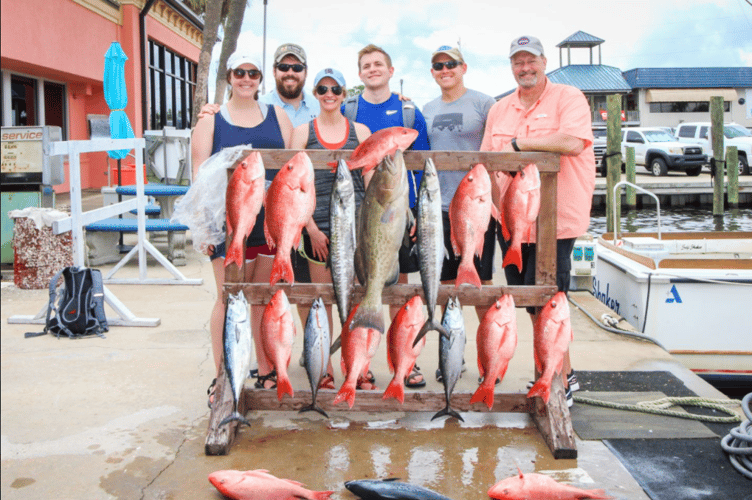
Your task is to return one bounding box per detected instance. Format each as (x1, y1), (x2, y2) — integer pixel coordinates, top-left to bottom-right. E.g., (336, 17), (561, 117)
(104, 41), (135, 159)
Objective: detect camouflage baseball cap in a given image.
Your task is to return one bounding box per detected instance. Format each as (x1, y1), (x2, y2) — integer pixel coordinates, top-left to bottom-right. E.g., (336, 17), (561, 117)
(274, 43), (307, 64)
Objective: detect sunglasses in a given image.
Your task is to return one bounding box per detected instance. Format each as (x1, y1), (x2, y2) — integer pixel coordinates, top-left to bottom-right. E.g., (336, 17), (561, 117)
(316, 85), (343, 96)
(232, 68), (262, 80)
(432, 60), (461, 71)
(276, 63), (306, 73)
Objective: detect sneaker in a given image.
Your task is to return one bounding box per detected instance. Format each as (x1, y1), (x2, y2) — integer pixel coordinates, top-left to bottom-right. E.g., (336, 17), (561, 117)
(565, 386), (574, 407)
(567, 370), (580, 392)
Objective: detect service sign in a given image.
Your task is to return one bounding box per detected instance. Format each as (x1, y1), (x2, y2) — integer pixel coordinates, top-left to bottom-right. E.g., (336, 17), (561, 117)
(1, 127), (44, 174)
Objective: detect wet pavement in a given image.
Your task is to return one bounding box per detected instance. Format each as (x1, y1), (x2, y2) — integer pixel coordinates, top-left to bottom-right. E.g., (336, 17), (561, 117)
(0, 190), (734, 499)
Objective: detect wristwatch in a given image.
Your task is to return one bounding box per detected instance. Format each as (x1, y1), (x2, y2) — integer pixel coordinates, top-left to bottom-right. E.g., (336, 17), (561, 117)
(511, 138), (521, 152)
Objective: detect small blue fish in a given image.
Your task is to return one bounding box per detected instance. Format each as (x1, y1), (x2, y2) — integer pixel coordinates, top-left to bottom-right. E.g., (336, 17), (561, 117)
(345, 478), (455, 500)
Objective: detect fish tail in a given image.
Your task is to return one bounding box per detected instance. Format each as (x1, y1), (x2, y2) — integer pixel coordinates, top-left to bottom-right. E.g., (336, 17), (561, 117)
(218, 412), (252, 428)
(585, 489), (613, 499)
(351, 303), (384, 334)
(276, 374), (294, 401)
(432, 405), (464, 422)
(333, 381), (357, 408)
(299, 403), (329, 419)
(527, 378), (551, 404)
(311, 491), (335, 500)
(382, 377), (405, 404)
(456, 259), (482, 289)
(224, 235), (244, 269)
(502, 245), (522, 272)
(470, 382), (495, 409)
(413, 319), (449, 347)
(269, 253), (295, 285)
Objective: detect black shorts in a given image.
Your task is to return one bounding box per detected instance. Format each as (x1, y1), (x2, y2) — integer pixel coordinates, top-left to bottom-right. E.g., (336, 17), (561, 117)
(497, 223), (576, 314)
(440, 211), (496, 282)
(398, 208), (420, 274)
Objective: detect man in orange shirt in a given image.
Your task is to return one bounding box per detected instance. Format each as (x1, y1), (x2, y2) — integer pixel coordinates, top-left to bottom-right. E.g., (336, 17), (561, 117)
(481, 35), (596, 406)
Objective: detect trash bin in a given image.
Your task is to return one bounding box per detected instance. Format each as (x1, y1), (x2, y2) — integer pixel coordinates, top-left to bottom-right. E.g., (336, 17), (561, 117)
(10, 208), (72, 289)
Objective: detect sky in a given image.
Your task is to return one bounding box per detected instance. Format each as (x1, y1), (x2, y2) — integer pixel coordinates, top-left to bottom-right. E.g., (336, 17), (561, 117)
(208, 0), (752, 109)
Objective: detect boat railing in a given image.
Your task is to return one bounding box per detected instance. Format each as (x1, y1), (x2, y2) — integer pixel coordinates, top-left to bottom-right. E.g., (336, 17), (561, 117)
(612, 181), (662, 244)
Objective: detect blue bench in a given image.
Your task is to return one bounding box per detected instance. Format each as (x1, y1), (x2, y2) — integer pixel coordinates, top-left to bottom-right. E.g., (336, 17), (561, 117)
(85, 218), (188, 266)
(129, 203), (161, 217)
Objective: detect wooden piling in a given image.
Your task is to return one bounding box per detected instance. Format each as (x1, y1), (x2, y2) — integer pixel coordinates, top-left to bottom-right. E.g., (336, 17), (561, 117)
(606, 94), (622, 233)
(625, 146), (636, 209)
(710, 97), (725, 216)
(727, 146), (739, 209)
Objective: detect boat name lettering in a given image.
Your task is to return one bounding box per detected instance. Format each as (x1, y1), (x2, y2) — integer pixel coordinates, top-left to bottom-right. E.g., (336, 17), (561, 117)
(592, 278), (620, 314)
(679, 243), (703, 251)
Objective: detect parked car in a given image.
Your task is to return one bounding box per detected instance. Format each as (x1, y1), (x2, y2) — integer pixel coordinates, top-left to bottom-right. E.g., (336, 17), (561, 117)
(621, 127), (707, 176)
(592, 127), (607, 176)
(674, 122), (751, 175)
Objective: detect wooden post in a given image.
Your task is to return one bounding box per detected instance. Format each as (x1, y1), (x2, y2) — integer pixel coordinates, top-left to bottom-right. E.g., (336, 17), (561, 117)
(726, 146), (739, 209)
(710, 96), (725, 216)
(625, 146), (636, 209)
(605, 94), (622, 233)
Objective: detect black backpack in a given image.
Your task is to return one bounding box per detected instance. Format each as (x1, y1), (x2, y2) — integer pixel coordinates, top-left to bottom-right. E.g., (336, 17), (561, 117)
(25, 267), (108, 339)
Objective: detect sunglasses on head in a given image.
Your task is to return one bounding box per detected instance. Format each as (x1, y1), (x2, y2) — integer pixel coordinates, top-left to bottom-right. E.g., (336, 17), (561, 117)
(316, 85), (343, 96)
(276, 63), (306, 73)
(232, 68), (262, 80)
(432, 60), (461, 71)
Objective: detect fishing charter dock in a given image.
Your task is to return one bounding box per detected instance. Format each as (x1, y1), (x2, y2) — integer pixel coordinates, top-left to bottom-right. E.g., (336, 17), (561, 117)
(2, 187), (749, 500)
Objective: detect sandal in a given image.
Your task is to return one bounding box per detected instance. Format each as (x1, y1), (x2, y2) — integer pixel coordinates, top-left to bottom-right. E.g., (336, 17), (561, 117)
(318, 373), (335, 390)
(436, 360), (466, 383)
(356, 375), (378, 391)
(255, 371), (277, 389)
(405, 366), (426, 389)
(207, 378), (217, 409)
(479, 376), (501, 385)
(365, 370), (376, 384)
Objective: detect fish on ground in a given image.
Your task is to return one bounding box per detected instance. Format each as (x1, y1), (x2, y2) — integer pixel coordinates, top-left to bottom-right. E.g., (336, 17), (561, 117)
(329, 159), (357, 327)
(264, 151), (316, 285)
(225, 151), (265, 269)
(301, 297), (331, 418)
(209, 469), (334, 500)
(470, 294), (518, 410)
(328, 126), (419, 174)
(353, 150), (412, 334)
(260, 289), (296, 401)
(433, 296), (466, 421)
(487, 468), (613, 499)
(219, 291), (252, 427)
(383, 295), (426, 404)
(344, 478), (455, 500)
(448, 163), (497, 289)
(527, 291), (573, 404)
(333, 304), (381, 408)
(414, 158), (450, 345)
(500, 163), (541, 272)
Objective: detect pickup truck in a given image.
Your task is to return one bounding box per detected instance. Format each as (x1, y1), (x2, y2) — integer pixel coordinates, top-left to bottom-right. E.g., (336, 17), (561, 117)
(592, 127), (607, 177)
(621, 127), (707, 176)
(674, 122), (751, 175)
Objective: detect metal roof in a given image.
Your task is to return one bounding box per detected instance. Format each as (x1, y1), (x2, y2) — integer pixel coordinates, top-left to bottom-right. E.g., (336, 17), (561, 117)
(556, 31), (604, 48)
(548, 65), (632, 93)
(623, 67), (752, 88)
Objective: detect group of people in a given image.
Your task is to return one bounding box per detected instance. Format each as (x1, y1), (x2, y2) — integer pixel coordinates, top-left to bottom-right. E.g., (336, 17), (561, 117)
(194, 35), (596, 407)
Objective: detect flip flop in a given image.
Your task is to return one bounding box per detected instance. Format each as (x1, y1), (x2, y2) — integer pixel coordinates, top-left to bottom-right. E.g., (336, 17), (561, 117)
(405, 366), (426, 388)
(255, 371), (277, 389)
(318, 373), (335, 390)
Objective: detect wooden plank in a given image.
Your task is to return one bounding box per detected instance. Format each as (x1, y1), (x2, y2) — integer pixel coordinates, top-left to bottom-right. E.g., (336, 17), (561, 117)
(205, 365), (245, 456)
(256, 150), (560, 172)
(530, 373), (577, 459)
(224, 283), (558, 308)
(535, 171), (558, 288)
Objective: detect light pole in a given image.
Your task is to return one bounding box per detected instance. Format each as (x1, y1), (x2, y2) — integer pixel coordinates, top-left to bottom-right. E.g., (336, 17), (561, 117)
(262, 0), (268, 94)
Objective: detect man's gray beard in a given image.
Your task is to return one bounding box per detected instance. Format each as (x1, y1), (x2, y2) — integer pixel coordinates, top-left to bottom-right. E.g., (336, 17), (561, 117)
(277, 79), (304, 99)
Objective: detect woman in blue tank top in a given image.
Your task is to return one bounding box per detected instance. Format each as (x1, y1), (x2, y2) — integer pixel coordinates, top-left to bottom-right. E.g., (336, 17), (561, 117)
(192, 50), (293, 401)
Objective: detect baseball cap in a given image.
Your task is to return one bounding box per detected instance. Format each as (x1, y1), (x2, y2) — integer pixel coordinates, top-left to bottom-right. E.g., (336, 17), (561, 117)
(313, 68), (346, 87)
(431, 45), (464, 62)
(274, 43), (307, 64)
(226, 50), (261, 71)
(509, 36), (545, 57)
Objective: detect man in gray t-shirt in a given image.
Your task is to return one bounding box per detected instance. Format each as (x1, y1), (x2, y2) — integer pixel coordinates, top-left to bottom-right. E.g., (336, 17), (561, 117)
(422, 45), (497, 382)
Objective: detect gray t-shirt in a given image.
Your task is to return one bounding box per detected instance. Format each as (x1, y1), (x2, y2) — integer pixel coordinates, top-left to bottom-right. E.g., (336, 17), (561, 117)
(422, 88), (495, 210)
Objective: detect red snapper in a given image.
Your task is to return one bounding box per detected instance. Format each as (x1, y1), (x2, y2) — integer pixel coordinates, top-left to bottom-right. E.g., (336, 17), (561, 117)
(208, 469), (334, 500)
(225, 152), (265, 269)
(488, 467), (612, 499)
(527, 291), (573, 404)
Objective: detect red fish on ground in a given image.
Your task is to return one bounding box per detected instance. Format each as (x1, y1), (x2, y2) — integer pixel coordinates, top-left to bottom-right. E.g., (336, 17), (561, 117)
(334, 304), (381, 408)
(260, 289), (296, 401)
(470, 294), (518, 409)
(488, 467), (612, 499)
(225, 151), (265, 269)
(383, 295), (427, 404)
(449, 163), (498, 288)
(209, 469), (334, 500)
(264, 151), (316, 285)
(527, 291), (573, 404)
(501, 163), (541, 272)
(328, 126), (419, 174)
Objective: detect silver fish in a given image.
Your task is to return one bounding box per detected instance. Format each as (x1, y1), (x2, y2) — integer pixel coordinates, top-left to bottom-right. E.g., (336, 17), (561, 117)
(414, 158), (449, 345)
(353, 150), (412, 334)
(433, 296), (466, 421)
(345, 478), (456, 500)
(220, 291), (252, 427)
(301, 297), (331, 418)
(329, 159), (357, 328)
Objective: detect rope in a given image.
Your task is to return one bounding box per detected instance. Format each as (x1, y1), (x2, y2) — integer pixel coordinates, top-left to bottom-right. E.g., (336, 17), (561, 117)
(720, 392), (752, 479)
(573, 394), (743, 424)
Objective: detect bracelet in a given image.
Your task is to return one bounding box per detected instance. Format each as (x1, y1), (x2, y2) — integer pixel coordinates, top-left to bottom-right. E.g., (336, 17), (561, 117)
(511, 137), (521, 152)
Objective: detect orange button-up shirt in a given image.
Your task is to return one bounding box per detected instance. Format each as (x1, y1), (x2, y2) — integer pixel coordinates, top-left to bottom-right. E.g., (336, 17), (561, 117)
(481, 79), (595, 241)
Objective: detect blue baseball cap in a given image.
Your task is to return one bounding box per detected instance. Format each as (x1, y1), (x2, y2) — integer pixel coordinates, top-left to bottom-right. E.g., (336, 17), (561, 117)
(313, 68), (346, 87)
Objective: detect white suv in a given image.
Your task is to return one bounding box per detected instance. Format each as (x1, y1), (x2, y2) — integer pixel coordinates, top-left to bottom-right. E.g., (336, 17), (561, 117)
(675, 122), (751, 176)
(621, 127), (706, 176)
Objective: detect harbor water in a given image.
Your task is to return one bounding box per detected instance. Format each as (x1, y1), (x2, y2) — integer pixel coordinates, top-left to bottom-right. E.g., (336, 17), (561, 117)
(588, 206), (752, 236)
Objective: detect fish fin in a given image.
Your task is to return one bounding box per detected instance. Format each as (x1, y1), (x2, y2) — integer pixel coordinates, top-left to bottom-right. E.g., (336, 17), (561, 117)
(501, 216), (511, 241)
(527, 379), (551, 403)
(224, 237), (244, 269)
(470, 382), (495, 409)
(333, 381), (356, 408)
(490, 204), (501, 224)
(456, 260), (482, 289)
(354, 246), (366, 285)
(385, 259), (400, 286)
(269, 253), (295, 285)
(263, 220), (274, 249)
(502, 245), (522, 272)
(218, 412), (252, 428)
(276, 375), (294, 401)
(299, 404), (329, 419)
(432, 406), (464, 422)
(382, 377), (405, 404)
(584, 490), (613, 499)
(327, 161), (338, 172)
(311, 491), (335, 500)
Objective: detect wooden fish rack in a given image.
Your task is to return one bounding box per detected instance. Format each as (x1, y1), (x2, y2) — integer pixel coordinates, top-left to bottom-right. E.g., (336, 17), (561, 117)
(206, 150), (576, 459)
